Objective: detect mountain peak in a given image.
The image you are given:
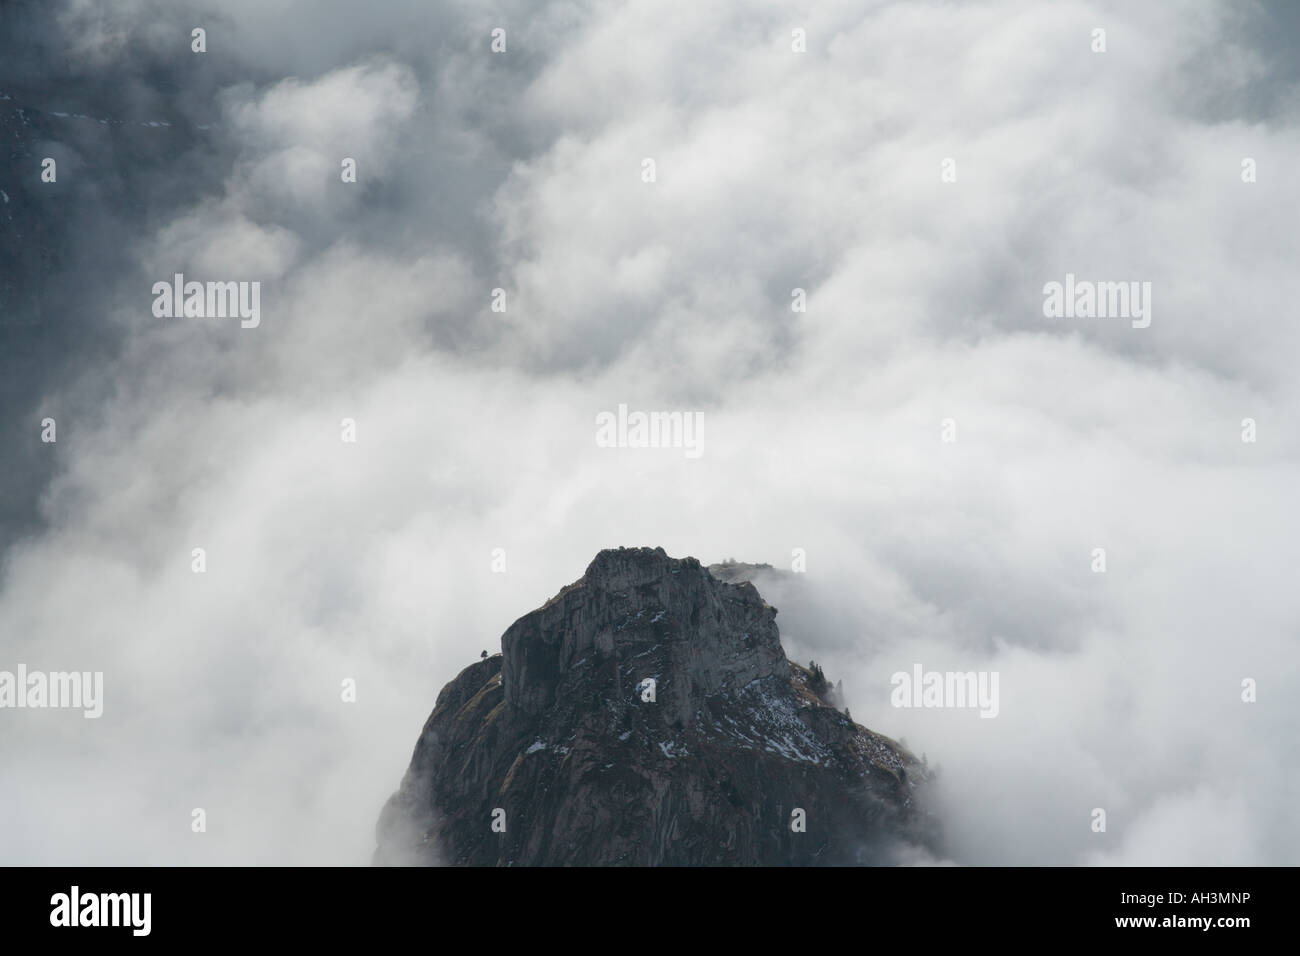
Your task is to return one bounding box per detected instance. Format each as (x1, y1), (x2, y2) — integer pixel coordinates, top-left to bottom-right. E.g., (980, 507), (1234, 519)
(375, 548), (938, 865)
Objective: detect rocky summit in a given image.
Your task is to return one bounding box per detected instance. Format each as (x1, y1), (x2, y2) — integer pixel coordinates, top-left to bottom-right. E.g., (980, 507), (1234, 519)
(374, 547), (938, 865)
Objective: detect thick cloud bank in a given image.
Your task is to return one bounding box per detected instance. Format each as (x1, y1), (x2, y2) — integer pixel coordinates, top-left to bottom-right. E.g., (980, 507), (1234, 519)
(0, 0), (1297, 864)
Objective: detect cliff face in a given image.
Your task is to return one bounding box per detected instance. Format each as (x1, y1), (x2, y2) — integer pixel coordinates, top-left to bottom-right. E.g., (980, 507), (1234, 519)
(375, 547), (937, 866)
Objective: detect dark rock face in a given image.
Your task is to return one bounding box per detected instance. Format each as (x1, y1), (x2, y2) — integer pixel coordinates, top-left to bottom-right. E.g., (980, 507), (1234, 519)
(375, 547), (938, 866)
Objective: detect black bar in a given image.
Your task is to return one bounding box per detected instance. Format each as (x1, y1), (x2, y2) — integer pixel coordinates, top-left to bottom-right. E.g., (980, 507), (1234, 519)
(4, 866), (1279, 943)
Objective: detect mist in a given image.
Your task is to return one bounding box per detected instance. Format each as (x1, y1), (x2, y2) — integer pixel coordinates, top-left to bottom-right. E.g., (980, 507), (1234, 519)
(1, 0), (1297, 865)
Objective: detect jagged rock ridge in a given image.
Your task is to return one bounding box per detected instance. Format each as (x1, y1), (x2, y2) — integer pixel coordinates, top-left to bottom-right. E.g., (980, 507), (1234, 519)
(375, 546), (937, 865)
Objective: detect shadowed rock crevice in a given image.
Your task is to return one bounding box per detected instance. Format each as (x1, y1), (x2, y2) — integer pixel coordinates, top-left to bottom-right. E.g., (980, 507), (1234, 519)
(375, 546), (939, 865)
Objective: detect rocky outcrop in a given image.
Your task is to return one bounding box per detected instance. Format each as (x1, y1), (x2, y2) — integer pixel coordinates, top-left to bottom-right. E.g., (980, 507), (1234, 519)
(375, 547), (938, 865)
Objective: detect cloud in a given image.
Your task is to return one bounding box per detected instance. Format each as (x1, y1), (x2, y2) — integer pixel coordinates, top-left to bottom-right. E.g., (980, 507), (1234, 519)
(0, 0), (1297, 865)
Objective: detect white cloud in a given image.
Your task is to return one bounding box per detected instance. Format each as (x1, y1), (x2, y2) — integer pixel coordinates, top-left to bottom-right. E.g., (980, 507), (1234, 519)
(2, 0), (1297, 865)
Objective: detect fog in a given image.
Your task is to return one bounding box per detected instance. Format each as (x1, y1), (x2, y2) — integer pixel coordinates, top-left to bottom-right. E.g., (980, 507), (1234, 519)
(0, 0), (1297, 865)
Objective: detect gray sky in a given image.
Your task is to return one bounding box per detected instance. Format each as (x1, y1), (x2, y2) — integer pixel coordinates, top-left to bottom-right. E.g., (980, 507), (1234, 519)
(0, 0), (1297, 865)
